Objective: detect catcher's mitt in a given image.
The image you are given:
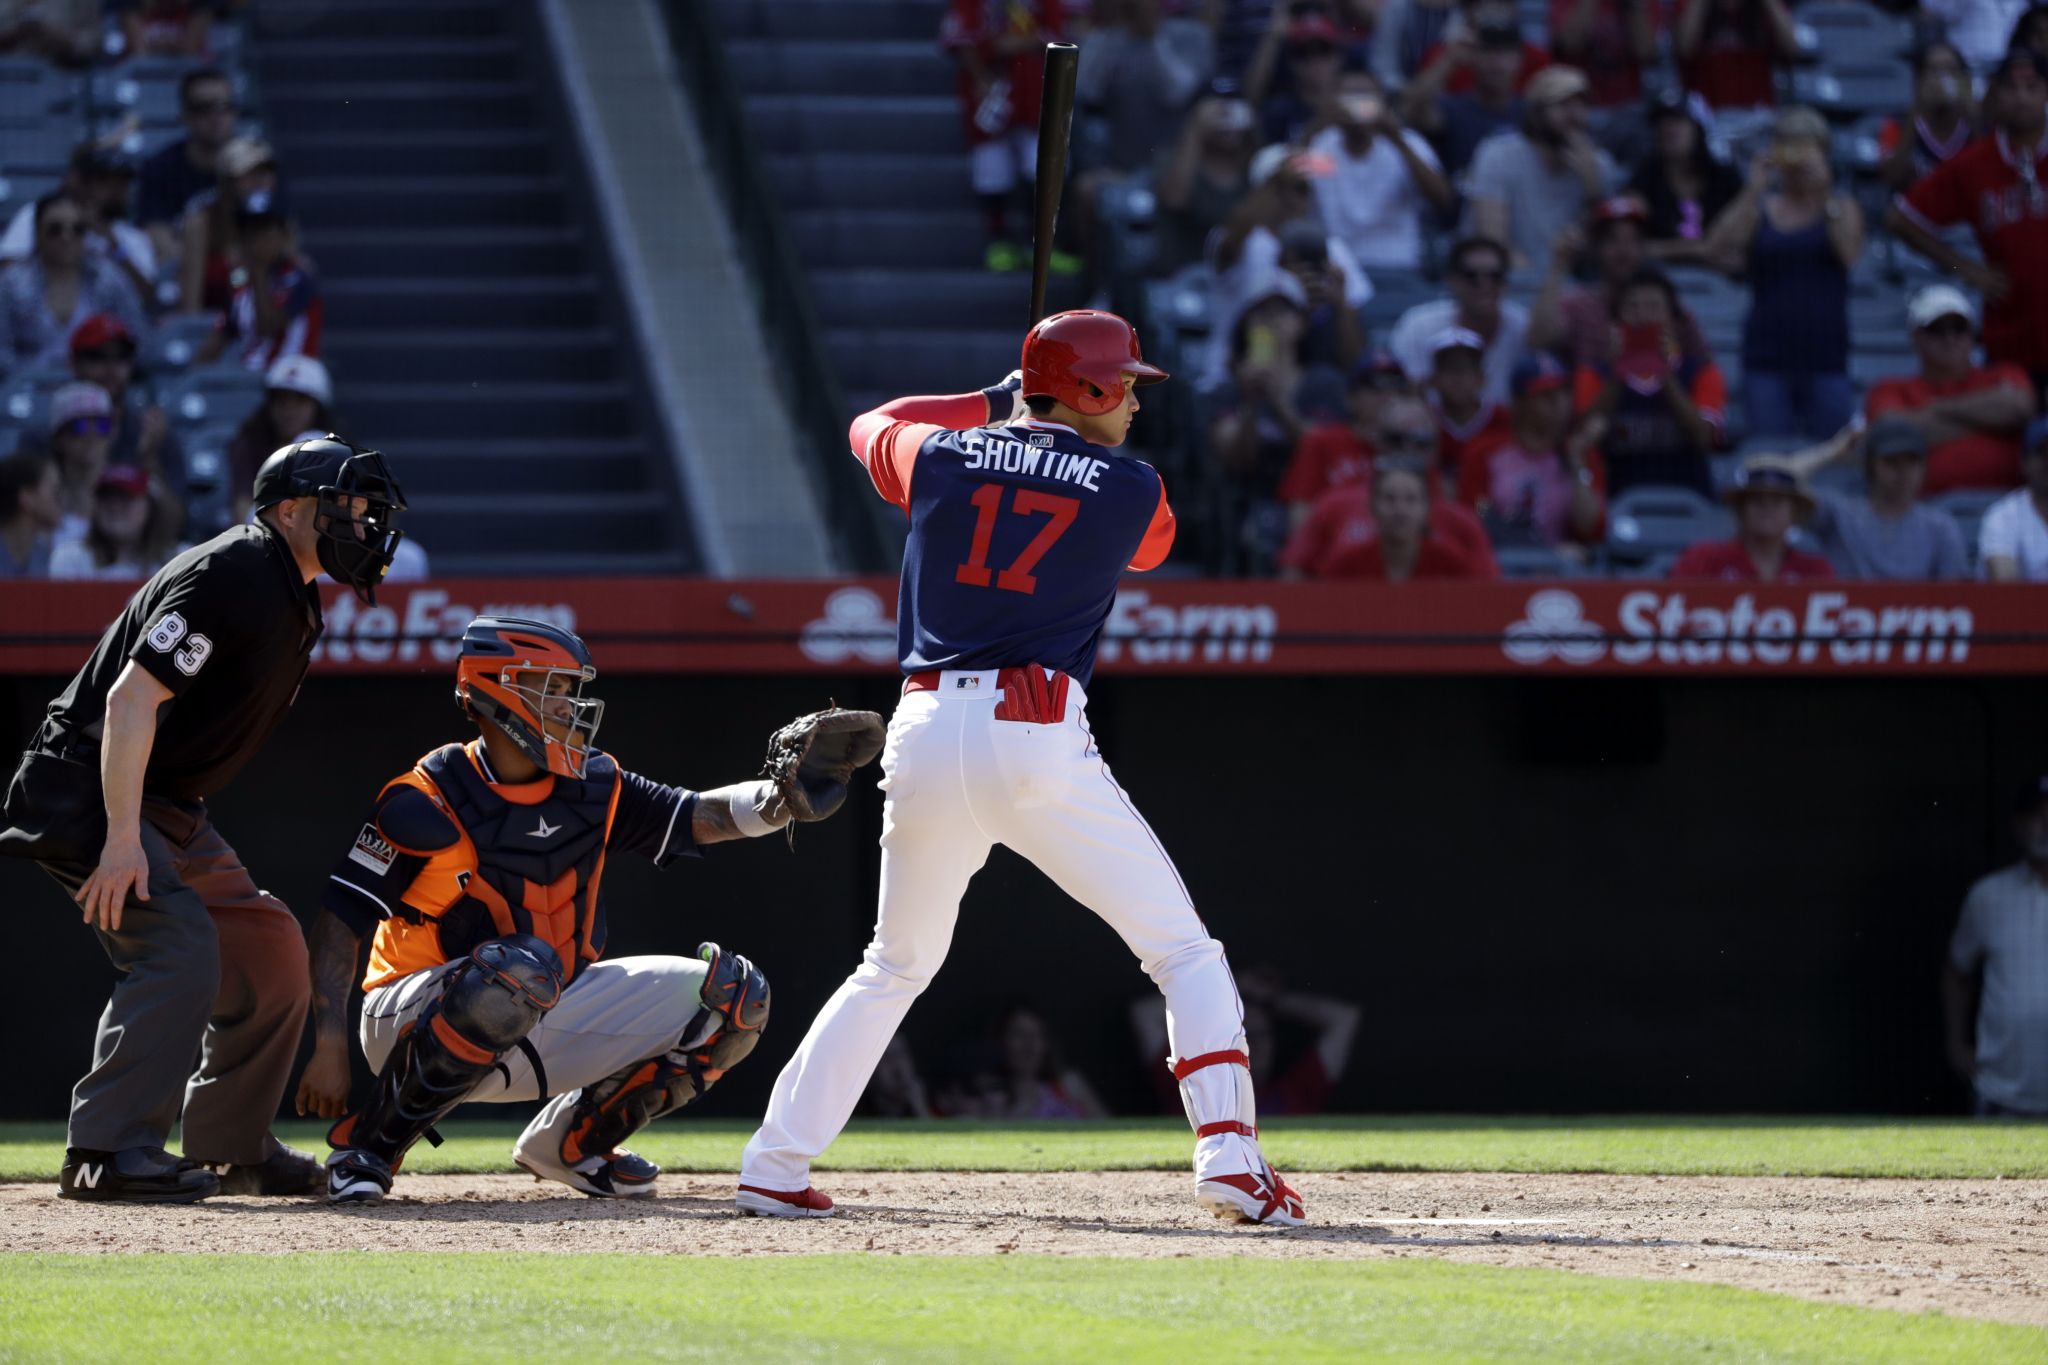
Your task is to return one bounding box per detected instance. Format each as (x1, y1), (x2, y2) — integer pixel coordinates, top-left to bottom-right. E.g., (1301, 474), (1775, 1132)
(761, 707), (886, 823)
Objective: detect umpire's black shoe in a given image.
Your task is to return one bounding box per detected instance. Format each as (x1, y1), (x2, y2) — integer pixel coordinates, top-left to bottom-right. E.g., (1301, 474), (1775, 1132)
(59, 1146), (219, 1204)
(210, 1141), (325, 1197)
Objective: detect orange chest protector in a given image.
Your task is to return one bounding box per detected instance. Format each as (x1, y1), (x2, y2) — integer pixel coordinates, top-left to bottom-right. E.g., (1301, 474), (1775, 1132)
(416, 743), (621, 982)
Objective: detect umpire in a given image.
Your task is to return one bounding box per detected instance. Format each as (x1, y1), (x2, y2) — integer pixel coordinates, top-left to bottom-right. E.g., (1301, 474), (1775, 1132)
(0, 436), (405, 1203)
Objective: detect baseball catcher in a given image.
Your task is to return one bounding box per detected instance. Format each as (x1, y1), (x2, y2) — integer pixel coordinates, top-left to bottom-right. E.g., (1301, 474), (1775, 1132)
(296, 615), (881, 1203)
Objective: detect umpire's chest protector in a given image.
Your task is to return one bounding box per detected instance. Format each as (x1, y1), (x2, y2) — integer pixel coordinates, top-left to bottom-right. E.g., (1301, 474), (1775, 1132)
(416, 744), (621, 980)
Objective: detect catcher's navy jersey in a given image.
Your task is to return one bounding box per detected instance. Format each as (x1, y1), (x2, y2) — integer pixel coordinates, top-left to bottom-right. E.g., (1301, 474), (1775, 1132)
(854, 407), (1175, 690)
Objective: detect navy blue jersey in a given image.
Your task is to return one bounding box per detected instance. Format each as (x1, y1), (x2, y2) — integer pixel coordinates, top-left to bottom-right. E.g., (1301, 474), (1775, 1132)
(855, 406), (1174, 690)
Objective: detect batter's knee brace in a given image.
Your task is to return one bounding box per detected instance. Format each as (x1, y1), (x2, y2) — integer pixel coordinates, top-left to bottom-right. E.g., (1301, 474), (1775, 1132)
(557, 943), (769, 1166)
(330, 935), (564, 1167)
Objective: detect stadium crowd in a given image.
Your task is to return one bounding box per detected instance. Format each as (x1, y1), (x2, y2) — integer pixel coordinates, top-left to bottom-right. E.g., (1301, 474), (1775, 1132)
(954, 0), (2048, 581)
(0, 3), (406, 582)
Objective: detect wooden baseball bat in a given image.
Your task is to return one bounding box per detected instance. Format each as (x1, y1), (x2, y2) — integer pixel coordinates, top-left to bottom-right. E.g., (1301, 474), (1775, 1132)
(1028, 41), (1080, 330)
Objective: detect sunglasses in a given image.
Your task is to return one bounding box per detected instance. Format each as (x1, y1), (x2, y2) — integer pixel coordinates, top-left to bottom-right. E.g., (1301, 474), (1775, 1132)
(1921, 317), (1972, 337)
(61, 417), (113, 437)
(185, 99), (236, 115)
(1456, 267), (1506, 284)
(76, 348), (134, 364)
(42, 221), (86, 238)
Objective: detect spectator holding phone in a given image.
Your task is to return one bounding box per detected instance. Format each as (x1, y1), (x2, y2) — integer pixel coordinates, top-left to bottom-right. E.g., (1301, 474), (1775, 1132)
(1406, 0), (1551, 108)
(1465, 65), (1614, 271)
(1629, 89), (1744, 263)
(1674, 0), (1797, 111)
(1549, 0), (1660, 109)
(1670, 453), (1835, 580)
(1532, 196), (1711, 367)
(1705, 105), (1861, 439)
(1573, 267), (1726, 495)
(1246, 8), (1349, 145)
(1403, 12), (1526, 177)
(1156, 85), (1259, 276)
(1460, 352), (1608, 551)
(1310, 66), (1455, 270)
(1880, 42), (1979, 192)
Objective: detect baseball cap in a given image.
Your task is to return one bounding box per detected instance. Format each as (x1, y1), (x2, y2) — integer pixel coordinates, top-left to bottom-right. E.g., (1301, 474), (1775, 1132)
(266, 354), (332, 406)
(1864, 414), (1929, 460)
(1510, 352), (1570, 397)
(1593, 195), (1648, 225)
(1907, 283), (1977, 331)
(217, 135), (275, 180)
(1723, 453), (1815, 509)
(2027, 415), (2048, 452)
(234, 187), (289, 225)
(1526, 65), (1590, 105)
(1428, 326), (1486, 358)
(2014, 773), (2048, 815)
(95, 465), (150, 498)
(1244, 269), (1309, 312)
(1349, 350), (1408, 389)
(69, 313), (137, 357)
(49, 381), (113, 431)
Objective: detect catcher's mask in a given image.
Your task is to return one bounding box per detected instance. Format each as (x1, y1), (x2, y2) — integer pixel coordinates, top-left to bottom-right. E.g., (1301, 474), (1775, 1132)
(455, 616), (603, 779)
(250, 435), (406, 606)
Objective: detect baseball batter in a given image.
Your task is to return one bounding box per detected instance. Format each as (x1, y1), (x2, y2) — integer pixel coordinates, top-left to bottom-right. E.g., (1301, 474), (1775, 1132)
(737, 310), (1306, 1226)
(298, 616), (882, 1203)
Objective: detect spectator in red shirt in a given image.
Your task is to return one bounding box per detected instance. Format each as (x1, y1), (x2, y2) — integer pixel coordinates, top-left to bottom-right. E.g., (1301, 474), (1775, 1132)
(1280, 391), (1501, 576)
(1549, 0), (1660, 108)
(1574, 266), (1727, 495)
(1532, 195), (1710, 367)
(1670, 453), (1835, 580)
(1425, 326), (1513, 481)
(1408, 0), (1551, 107)
(942, 0), (1068, 273)
(1245, 11), (1348, 146)
(197, 191), (322, 373)
(1891, 49), (2048, 389)
(1674, 0), (1797, 111)
(1279, 352), (1412, 526)
(1880, 42), (1980, 193)
(1461, 351), (1608, 552)
(1864, 285), (2035, 494)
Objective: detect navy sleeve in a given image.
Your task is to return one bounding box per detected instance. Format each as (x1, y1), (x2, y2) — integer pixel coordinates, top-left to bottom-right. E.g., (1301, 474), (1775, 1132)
(320, 786), (451, 934)
(608, 768), (700, 866)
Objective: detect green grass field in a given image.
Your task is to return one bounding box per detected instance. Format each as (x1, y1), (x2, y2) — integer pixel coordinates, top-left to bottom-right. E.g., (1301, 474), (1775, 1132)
(1, 1253), (2039, 1365)
(5, 1114), (2042, 1182)
(6, 1119), (2045, 1362)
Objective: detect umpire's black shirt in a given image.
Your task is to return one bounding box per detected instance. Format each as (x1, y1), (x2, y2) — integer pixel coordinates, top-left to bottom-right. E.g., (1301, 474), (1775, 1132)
(41, 521), (322, 802)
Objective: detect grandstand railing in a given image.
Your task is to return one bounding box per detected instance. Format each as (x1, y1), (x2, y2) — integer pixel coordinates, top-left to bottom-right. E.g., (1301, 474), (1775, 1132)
(660, 0), (892, 573)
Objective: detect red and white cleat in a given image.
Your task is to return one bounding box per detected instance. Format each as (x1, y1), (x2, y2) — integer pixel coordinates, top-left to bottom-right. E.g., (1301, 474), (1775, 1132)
(736, 1183), (836, 1218)
(1197, 1163), (1306, 1227)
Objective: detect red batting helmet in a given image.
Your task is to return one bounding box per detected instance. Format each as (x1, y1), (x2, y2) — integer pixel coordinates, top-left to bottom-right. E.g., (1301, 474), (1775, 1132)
(1021, 310), (1169, 417)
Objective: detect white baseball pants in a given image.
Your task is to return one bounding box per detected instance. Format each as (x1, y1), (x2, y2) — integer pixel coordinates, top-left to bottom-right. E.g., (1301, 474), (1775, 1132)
(741, 669), (1260, 1192)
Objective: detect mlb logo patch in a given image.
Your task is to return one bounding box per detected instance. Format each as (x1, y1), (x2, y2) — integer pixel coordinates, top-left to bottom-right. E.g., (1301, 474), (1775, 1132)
(1028, 433), (1054, 447)
(349, 823), (396, 876)
(955, 676), (981, 690)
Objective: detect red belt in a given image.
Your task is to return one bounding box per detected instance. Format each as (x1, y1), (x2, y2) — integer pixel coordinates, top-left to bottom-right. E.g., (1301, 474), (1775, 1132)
(902, 666), (1071, 724)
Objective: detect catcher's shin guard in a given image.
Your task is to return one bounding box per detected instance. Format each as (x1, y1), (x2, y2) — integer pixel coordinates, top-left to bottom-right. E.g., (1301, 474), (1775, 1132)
(330, 935), (563, 1166)
(558, 943), (769, 1165)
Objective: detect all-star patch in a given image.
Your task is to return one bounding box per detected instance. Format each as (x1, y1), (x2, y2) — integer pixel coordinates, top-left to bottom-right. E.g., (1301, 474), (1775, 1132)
(348, 823), (396, 876)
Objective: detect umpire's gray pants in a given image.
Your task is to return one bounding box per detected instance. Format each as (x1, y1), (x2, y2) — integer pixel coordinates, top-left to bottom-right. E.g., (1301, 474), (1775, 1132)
(361, 953), (712, 1166)
(40, 798), (310, 1163)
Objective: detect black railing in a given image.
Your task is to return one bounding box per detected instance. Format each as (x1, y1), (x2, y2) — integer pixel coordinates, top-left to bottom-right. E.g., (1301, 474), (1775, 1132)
(659, 0), (893, 572)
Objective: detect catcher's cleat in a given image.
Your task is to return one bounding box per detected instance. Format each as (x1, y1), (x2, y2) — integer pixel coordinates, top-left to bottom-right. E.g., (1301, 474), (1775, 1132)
(326, 1147), (394, 1205)
(1197, 1163), (1306, 1227)
(515, 1146), (659, 1199)
(736, 1183), (835, 1218)
(210, 1141), (326, 1197)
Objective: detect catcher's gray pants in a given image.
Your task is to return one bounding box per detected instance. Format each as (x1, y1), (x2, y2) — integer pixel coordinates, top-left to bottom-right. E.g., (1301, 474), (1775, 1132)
(361, 953), (713, 1166)
(40, 797), (309, 1163)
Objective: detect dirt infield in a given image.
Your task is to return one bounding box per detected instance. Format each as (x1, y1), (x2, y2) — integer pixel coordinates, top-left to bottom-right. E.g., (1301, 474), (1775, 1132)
(5, 1171), (2044, 1327)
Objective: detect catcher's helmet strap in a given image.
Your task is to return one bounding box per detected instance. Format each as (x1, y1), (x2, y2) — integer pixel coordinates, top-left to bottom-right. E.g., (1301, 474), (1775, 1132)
(467, 687), (552, 773)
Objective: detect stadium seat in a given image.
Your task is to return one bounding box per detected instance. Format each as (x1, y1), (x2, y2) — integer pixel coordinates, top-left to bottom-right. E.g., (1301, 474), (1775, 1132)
(1790, 62), (1915, 120)
(1930, 487), (2005, 563)
(139, 314), (224, 379)
(180, 421), (241, 538)
(1791, 2), (1914, 63)
(0, 56), (76, 119)
(1606, 484), (1732, 563)
(157, 364), (266, 432)
(1495, 543), (1594, 578)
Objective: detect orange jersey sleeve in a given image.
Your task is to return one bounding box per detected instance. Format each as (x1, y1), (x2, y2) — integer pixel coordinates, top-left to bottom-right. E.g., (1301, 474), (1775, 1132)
(1128, 477), (1176, 571)
(850, 392), (992, 512)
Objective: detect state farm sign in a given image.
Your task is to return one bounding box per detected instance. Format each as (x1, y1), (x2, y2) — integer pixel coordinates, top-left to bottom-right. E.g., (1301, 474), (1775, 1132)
(1502, 588), (1975, 668)
(312, 587), (578, 665)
